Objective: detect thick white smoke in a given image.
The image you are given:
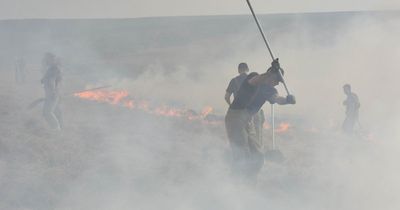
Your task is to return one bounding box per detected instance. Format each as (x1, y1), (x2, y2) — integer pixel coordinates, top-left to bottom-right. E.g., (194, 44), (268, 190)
(0, 11), (400, 210)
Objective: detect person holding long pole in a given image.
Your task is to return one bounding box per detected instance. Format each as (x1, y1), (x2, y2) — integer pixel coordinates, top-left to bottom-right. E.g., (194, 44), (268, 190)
(245, 0), (295, 155)
(224, 0), (296, 182)
(225, 59), (296, 181)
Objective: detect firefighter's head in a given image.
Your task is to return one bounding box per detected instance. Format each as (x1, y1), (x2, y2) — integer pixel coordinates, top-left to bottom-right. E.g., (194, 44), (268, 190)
(238, 62), (249, 74)
(343, 84), (351, 95)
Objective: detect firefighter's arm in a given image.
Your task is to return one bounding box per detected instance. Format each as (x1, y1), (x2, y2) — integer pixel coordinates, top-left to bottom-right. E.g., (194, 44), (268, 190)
(271, 94), (296, 105)
(248, 73), (268, 86)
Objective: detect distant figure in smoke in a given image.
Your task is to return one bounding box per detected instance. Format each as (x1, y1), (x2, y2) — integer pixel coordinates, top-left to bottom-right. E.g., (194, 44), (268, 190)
(42, 52), (56, 75)
(14, 56), (26, 83)
(342, 84), (360, 134)
(41, 53), (63, 130)
(225, 59), (296, 181)
(225, 62), (265, 158)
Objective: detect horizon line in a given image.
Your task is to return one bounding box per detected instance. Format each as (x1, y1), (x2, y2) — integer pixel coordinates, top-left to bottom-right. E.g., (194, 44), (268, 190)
(1, 9), (399, 21)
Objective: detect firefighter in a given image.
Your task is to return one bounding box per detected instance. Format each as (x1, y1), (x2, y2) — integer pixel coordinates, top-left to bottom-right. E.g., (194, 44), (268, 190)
(225, 62), (265, 161)
(225, 62), (249, 105)
(225, 59), (295, 181)
(41, 53), (63, 130)
(342, 84), (360, 134)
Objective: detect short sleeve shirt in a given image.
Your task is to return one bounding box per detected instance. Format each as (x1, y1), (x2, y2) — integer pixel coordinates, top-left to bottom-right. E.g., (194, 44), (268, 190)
(230, 72), (278, 115)
(226, 73), (248, 98)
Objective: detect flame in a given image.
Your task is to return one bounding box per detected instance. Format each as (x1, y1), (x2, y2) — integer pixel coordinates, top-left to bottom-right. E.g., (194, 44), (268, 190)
(276, 122), (291, 133)
(74, 90), (217, 123)
(74, 89), (288, 129)
(263, 122), (271, 129)
(123, 100), (134, 109)
(153, 105), (183, 117)
(263, 122), (291, 133)
(73, 90), (129, 104)
(200, 106), (213, 117)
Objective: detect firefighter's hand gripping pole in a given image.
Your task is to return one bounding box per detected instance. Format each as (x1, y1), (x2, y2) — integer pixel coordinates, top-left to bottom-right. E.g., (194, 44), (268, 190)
(245, 0), (291, 96)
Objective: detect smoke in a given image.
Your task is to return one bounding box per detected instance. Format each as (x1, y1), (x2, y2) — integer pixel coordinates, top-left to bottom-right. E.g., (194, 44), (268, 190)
(1, 11), (400, 210)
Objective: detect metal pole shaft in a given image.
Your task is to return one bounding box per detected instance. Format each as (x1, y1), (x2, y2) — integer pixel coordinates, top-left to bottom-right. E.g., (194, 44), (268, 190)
(246, 0), (275, 61)
(271, 104), (275, 149)
(281, 80), (290, 96)
(245, 0), (291, 96)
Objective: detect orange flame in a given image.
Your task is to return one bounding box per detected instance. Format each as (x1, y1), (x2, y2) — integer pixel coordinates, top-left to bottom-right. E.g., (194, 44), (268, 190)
(263, 122), (271, 129)
(123, 100), (134, 109)
(74, 90), (217, 123)
(74, 90), (291, 129)
(276, 122), (291, 133)
(153, 105), (183, 117)
(74, 90), (129, 104)
(200, 106), (213, 118)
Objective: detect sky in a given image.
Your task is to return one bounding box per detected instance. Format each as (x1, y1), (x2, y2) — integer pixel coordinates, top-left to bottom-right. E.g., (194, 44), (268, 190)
(1, 0), (400, 19)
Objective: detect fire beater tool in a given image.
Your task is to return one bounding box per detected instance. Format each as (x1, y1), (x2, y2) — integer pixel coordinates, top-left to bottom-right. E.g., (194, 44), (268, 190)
(245, 0), (288, 162)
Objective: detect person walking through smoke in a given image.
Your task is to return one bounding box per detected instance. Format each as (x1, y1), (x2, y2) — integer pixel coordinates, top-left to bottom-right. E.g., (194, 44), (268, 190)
(225, 59), (296, 182)
(342, 84), (360, 134)
(41, 53), (63, 130)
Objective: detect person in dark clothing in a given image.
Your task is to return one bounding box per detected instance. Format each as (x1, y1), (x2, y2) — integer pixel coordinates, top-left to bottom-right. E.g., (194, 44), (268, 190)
(41, 53), (63, 130)
(225, 59), (296, 181)
(225, 63), (265, 156)
(342, 84), (360, 134)
(225, 62), (249, 105)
